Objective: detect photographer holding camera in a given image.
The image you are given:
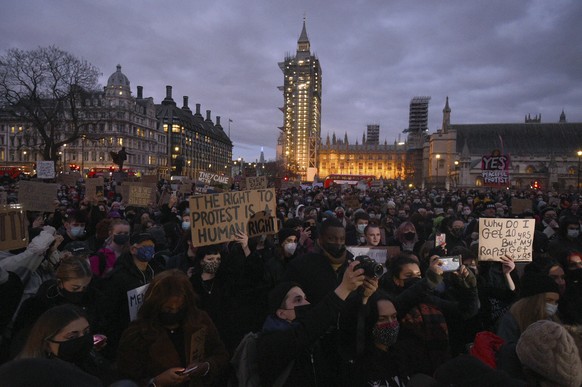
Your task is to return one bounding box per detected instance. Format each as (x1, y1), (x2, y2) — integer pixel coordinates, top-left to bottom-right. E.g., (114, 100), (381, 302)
(283, 218), (380, 386)
(257, 260), (374, 386)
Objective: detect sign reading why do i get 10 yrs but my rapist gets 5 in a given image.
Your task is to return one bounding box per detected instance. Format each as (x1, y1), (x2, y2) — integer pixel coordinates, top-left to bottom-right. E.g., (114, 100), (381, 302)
(189, 188), (278, 247)
(478, 218), (534, 262)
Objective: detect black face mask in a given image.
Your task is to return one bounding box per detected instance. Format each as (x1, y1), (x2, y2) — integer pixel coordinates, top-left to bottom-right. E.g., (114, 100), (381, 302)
(59, 289), (85, 305)
(113, 234), (130, 245)
(403, 232), (416, 241)
(159, 309), (186, 326)
(402, 277), (421, 289)
(321, 241), (346, 259)
(294, 304), (313, 321)
(53, 334), (93, 363)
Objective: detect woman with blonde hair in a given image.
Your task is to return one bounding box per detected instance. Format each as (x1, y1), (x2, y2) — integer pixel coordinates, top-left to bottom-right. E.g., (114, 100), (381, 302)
(11, 255), (98, 357)
(497, 272), (560, 345)
(117, 269), (229, 386)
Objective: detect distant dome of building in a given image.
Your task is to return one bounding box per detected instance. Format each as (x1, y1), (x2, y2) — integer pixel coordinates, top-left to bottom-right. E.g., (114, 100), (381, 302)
(107, 64), (130, 88)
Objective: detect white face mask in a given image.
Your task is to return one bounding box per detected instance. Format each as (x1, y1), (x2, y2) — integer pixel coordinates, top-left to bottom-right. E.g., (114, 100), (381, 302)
(284, 242), (297, 255)
(182, 221), (191, 231)
(567, 229), (580, 239)
(357, 224), (367, 234)
(545, 303), (558, 317)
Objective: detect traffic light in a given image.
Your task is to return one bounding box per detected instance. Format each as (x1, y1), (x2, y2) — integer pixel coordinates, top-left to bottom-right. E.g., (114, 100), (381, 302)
(284, 176), (289, 181)
(532, 180), (541, 190)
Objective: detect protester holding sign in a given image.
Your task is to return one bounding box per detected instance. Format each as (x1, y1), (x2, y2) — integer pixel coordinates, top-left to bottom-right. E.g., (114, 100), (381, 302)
(496, 271), (560, 345)
(117, 269), (228, 387)
(96, 232), (163, 360)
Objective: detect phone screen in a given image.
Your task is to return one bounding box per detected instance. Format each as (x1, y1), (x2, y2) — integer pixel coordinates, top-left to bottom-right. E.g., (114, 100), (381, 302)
(177, 365), (199, 376)
(439, 256), (461, 272)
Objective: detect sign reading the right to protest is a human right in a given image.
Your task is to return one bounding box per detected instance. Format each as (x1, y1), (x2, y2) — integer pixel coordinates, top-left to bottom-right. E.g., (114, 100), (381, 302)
(189, 188), (278, 247)
(478, 218), (534, 262)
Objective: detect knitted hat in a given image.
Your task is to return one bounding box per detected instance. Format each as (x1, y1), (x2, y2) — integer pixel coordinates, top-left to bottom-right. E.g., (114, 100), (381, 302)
(268, 281), (301, 313)
(516, 320), (582, 387)
(519, 272), (560, 298)
(277, 228), (299, 245)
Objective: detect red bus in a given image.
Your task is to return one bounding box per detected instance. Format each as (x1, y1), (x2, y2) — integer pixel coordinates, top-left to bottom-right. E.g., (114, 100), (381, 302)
(0, 165), (32, 180)
(87, 167), (137, 178)
(323, 174), (375, 189)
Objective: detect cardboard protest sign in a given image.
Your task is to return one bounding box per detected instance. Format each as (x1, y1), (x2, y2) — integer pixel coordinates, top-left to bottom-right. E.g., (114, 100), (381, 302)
(37, 161), (55, 179)
(198, 171), (230, 186)
(85, 177), (104, 203)
(346, 246), (388, 268)
(57, 172), (81, 186)
(141, 175), (158, 184)
(245, 176), (267, 190)
(158, 190), (171, 206)
(127, 184), (156, 207)
(194, 182), (220, 194)
(127, 284), (149, 322)
(0, 205), (28, 250)
(189, 188), (278, 247)
(511, 198), (532, 215)
(17, 181), (58, 212)
(179, 181), (193, 194)
(478, 218), (534, 262)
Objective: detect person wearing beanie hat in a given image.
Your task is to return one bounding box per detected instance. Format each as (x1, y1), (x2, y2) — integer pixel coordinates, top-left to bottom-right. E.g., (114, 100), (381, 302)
(497, 272), (560, 345)
(516, 320), (582, 387)
(267, 281), (302, 314)
(263, 229), (301, 288)
(256, 261), (374, 387)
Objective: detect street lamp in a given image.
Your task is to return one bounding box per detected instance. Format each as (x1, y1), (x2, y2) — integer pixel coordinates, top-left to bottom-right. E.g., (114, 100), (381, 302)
(577, 150), (582, 193)
(435, 154), (441, 187)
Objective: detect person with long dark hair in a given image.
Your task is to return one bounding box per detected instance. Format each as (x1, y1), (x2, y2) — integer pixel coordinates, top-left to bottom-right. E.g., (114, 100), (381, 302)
(117, 269), (228, 387)
(18, 304), (110, 384)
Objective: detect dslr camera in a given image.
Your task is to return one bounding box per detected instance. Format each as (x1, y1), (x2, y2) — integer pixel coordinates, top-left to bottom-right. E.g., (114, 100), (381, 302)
(354, 255), (384, 278)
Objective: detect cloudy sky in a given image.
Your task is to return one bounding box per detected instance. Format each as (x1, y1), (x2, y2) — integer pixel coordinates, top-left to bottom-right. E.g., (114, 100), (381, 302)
(2, 0), (581, 162)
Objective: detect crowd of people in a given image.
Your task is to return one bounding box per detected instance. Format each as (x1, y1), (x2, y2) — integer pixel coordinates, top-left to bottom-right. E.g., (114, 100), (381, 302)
(1, 178), (582, 387)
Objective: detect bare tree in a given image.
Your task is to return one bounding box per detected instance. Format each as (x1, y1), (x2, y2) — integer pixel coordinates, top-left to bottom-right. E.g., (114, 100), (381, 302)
(0, 46), (101, 161)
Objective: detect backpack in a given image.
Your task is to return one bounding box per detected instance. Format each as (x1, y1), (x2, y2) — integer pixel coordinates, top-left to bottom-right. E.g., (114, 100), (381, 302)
(230, 332), (294, 387)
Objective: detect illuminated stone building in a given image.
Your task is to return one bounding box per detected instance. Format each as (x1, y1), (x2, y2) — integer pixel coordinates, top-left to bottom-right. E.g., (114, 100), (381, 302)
(278, 19), (322, 181)
(155, 85), (232, 178)
(0, 65), (164, 176)
(0, 65), (232, 178)
(404, 96), (431, 187)
(318, 129), (407, 180)
(424, 97), (582, 191)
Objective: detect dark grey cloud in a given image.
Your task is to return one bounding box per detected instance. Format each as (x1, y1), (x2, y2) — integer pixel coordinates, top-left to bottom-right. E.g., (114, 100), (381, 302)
(1, 0), (581, 162)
